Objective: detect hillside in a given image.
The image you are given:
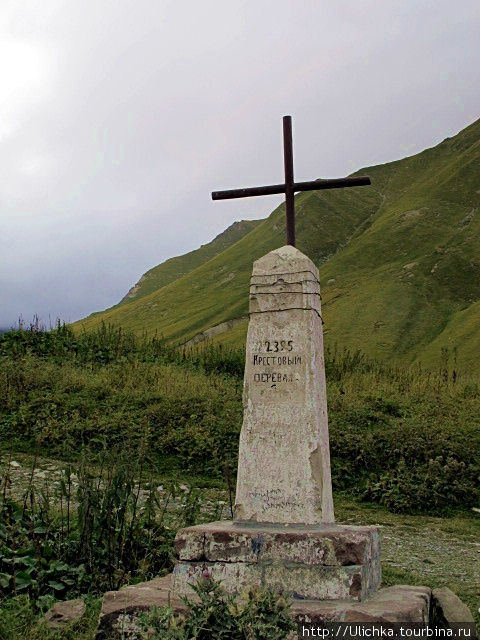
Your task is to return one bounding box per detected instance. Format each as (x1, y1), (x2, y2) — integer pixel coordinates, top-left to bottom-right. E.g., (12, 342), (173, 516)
(76, 118), (480, 374)
(119, 219), (261, 305)
(86, 218), (261, 320)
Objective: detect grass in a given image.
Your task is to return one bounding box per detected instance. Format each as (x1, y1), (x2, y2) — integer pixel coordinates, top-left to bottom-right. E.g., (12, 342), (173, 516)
(335, 494), (480, 629)
(1, 325), (479, 513)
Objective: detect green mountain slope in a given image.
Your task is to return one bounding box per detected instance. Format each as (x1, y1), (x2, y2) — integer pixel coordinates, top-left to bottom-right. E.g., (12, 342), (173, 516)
(118, 219), (261, 305)
(76, 118), (480, 373)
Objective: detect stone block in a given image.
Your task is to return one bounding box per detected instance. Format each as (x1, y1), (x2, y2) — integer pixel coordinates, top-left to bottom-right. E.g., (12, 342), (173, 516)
(44, 598), (86, 628)
(263, 563), (368, 601)
(173, 561), (262, 597)
(175, 521), (380, 567)
(173, 522), (381, 601)
(173, 559), (377, 602)
(293, 585), (432, 625)
(432, 587), (477, 636)
(96, 575), (184, 639)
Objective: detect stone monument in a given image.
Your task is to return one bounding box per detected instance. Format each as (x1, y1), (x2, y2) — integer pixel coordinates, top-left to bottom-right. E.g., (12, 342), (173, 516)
(168, 116), (432, 625)
(95, 117), (472, 636)
(234, 245), (334, 526)
(172, 245), (381, 603)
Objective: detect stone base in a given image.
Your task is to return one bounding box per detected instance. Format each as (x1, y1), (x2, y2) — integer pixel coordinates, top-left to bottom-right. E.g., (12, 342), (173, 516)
(293, 585), (431, 625)
(96, 575), (434, 639)
(173, 521), (381, 602)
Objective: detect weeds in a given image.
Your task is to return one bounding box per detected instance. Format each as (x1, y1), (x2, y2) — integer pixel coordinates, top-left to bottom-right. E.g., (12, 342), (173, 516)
(137, 578), (296, 640)
(0, 448), (177, 603)
(1, 324), (479, 515)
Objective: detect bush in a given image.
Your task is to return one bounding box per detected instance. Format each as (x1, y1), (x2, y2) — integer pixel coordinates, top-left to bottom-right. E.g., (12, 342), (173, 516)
(137, 578), (295, 640)
(0, 449), (176, 601)
(361, 456), (478, 514)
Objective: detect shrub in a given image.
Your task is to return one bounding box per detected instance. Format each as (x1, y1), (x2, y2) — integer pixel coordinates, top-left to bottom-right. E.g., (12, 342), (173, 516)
(361, 456), (479, 514)
(0, 450), (176, 601)
(137, 578), (295, 640)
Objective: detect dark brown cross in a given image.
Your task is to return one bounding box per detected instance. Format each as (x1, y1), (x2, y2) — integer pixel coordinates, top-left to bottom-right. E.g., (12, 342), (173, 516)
(212, 115), (371, 247)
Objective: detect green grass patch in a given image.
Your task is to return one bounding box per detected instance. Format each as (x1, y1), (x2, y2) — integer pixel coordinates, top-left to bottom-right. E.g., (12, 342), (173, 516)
(1, 325), (479, 515)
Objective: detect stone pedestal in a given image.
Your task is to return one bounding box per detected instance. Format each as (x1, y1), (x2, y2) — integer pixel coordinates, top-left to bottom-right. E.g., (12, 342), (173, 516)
(172, 246), (381, 606)
(173, 521), (381, 602)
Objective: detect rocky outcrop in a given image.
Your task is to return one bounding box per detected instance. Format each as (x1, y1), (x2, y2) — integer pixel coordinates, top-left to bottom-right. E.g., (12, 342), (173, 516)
(182, 316), (247, 347)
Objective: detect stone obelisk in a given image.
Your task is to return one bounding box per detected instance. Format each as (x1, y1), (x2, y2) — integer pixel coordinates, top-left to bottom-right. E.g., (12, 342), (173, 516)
(234, 244), (334, 525)
(96, 251), (443, 633)
(173, 246), (380, 602)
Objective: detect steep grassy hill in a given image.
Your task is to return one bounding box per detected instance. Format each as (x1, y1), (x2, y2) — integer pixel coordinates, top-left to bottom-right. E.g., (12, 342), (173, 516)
(76, 118), (480, 374)
(86, 219), (261, 321)
(121, 219), (261, 304)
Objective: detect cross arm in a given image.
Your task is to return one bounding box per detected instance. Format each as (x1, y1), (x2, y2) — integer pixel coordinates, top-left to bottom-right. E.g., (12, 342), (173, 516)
(212, 175), (371, 200)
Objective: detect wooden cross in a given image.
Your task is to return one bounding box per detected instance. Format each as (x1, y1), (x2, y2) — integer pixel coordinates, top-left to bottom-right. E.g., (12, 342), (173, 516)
(212, 115), (371, 247)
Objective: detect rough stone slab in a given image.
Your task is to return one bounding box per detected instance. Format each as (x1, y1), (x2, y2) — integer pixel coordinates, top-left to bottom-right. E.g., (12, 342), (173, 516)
(173, 559), (379, 602)
(250, 271), (319, 285)
(44, 598), (86, 628)
(95, 576), (434, 638)
(249, 276), (322, 315)
(96, 575), (184, 640)
(173, 560), (262, 596)
(175, 521), (380, 567)
(235, 245), (334, 525)
(263, 563), (370, 602)
(432, 587), (477, 634)
(293, 585), (432, 625)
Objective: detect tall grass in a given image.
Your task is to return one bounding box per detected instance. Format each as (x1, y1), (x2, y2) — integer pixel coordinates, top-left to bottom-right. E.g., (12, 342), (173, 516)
(1, 323), (479, 515)
(0, 440), (206, 640)
(0, 446), (179, 605)
(0, 320), (244, 376)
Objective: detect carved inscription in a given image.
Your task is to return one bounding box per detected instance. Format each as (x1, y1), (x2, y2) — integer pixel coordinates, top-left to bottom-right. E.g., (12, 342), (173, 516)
(247, 488), (297, 512)
(253, 355), (302, 366)
(251, 339), (302, 386)
(252, 340), (294, 352)
(253, 372), (298, 383)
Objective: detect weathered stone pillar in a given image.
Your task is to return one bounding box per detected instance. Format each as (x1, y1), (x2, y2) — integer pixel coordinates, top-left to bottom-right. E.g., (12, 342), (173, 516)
(172, 246), (380, 603)
(235, 245), (334, 525)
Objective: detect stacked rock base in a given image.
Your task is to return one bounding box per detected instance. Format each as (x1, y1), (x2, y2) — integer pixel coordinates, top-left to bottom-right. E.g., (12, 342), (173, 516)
(94, 520), (476, 637)
(173, 521), (381, 602)
(96, 576), (435, 639)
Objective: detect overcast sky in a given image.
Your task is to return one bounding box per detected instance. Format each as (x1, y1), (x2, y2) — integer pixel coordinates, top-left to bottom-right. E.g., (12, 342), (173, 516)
(1, 0), (479, 329)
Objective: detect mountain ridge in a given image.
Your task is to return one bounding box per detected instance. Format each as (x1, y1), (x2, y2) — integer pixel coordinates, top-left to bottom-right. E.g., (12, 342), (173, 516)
(75, 117), (480, 373)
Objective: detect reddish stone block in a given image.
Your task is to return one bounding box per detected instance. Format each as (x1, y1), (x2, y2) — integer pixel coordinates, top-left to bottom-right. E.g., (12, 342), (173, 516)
(175, 521), (380, 567)
(173, 521), (381, 602)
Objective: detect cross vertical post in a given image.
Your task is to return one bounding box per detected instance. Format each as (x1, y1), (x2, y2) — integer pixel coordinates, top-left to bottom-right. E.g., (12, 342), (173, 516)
(283, 115), (295, 246)
(211, 116), (371, 247)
